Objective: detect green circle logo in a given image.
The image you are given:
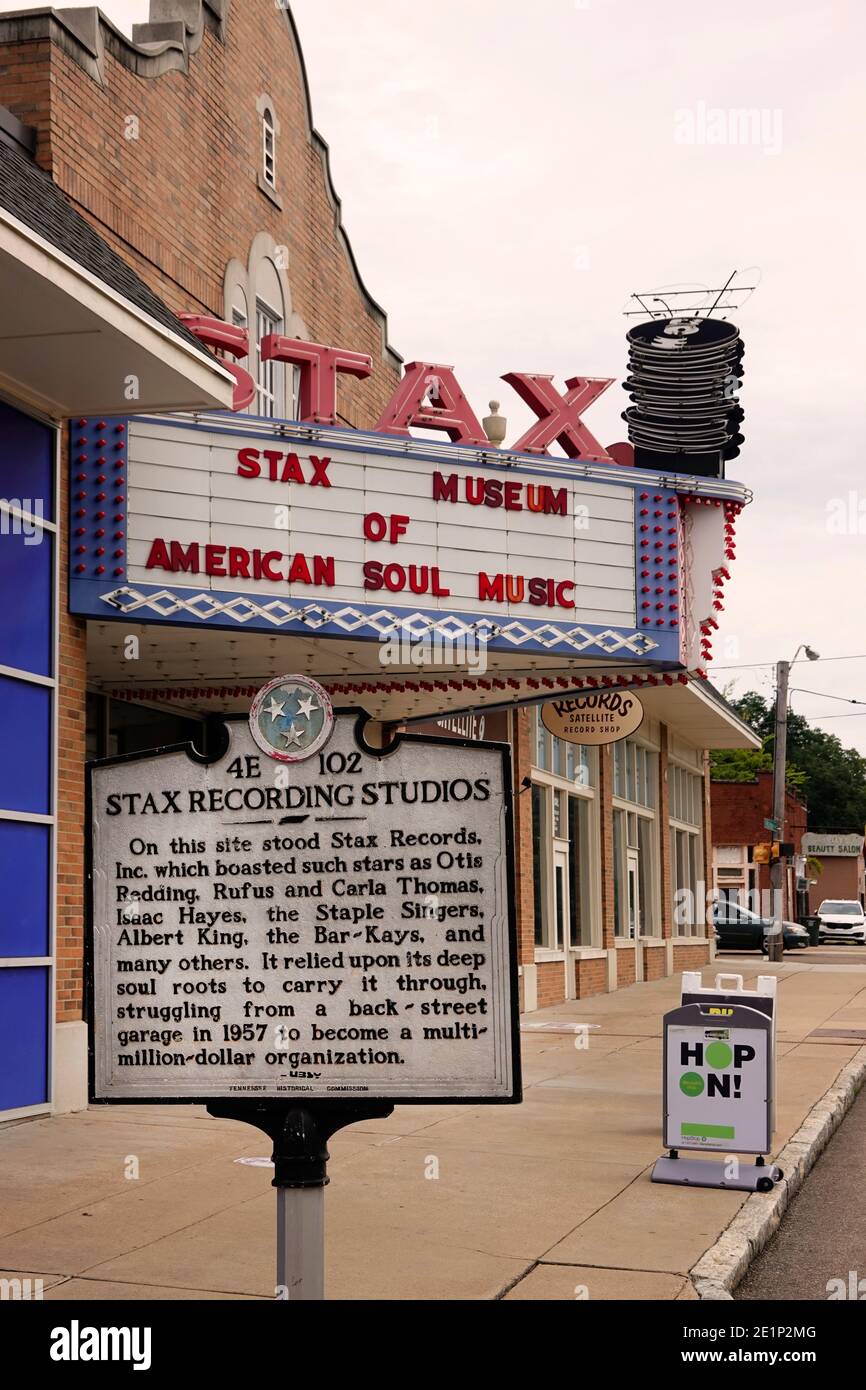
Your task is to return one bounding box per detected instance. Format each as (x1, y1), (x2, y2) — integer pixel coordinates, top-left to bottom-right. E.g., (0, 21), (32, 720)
(679, 1071), (705, 1097)
(706, 1041), (733, 1069)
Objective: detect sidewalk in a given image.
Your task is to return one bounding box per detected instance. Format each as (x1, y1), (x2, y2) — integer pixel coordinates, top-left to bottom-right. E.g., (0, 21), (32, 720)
(2, 957), (865, 1301)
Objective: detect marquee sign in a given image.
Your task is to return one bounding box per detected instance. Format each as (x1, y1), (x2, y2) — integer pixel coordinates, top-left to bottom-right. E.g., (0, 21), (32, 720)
(67, 411), (747, 671)
(87, 712), (520, 1104)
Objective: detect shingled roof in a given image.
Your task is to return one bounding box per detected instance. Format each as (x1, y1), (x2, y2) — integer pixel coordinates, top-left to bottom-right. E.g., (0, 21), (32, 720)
(0, 128), (215, 359)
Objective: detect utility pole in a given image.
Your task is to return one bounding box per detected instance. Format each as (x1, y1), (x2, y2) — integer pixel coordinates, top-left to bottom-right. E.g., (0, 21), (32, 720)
(766, 660), (789, 963)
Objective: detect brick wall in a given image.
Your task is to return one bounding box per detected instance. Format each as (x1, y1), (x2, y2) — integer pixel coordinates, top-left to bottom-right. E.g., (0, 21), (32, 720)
(711, 772), (807, 851)
(643, 946), (667, 981)
(672, 942), (711, 971)
(535, 960), (565, 1010)
(616, 946), (636, 987)
(56, 437), (88, 1022)
(574, 957), (606, 999)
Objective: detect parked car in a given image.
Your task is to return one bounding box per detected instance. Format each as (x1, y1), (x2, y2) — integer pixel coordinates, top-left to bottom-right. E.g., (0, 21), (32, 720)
(711, 899), (810, 951)
(815, 900), (866, 945)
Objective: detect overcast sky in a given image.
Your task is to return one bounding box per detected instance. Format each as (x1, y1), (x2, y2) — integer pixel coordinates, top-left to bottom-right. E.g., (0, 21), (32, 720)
(4, 1), (865, 750)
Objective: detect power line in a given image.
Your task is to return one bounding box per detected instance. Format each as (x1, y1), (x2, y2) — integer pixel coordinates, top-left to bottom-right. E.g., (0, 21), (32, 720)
(709, 654), (866, 671)
(799, 712), (866, 720)
(791, 688), (866, 707)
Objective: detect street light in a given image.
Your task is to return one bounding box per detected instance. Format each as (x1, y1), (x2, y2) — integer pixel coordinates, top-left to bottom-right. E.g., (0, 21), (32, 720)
(766, 644), (820, 962)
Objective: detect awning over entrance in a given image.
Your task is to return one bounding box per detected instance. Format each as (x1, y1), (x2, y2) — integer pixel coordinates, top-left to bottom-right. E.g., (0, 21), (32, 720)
(86, 620), (759, 749)
(0, 134), (233, 419)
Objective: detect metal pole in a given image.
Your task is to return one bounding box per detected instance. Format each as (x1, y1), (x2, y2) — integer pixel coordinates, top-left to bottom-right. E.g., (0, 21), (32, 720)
(767, 660), (789, 963)
(276, 1186), (325, 1301)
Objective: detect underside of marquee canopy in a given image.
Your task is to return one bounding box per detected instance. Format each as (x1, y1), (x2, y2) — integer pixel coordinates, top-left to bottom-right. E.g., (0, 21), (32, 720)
(86, 622), (758, 749)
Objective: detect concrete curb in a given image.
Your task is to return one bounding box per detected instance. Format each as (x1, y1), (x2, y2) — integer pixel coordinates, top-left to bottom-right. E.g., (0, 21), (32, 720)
(690, 1045), (866, 1300)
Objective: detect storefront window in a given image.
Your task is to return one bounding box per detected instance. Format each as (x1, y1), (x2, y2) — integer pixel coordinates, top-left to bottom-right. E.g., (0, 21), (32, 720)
(86, 696), (203, 760)
(532, 708), (593, 787)
(568, 794), (592, 947)
(614, 738), (655, 807)
(530, 710), (599, 951)
(669, 762), (704, 936)
(612, 739), (659, 936)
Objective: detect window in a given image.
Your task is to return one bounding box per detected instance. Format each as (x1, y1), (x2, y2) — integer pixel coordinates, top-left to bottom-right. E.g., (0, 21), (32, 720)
(255, 300), (283, 418)
(670, 766), (704, 935)
(669, 763), (702, 827)
(612, 738), (658, 936)
(262, 106), (276, 189)
(530, 710), (599, 951)
(613, 739), (655, 808)
(532, 708), (594, 788)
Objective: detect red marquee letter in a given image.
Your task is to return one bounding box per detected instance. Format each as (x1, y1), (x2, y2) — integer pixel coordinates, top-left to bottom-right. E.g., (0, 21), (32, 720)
(503, 373), (615, 462)
(261, 337), (372, 425)
(179, 315), (256, 413)
(376, 363), (487, 446)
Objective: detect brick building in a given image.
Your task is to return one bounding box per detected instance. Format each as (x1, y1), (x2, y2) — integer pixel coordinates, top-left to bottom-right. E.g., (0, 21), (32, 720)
(710, 771), (808, 923)
(0, 1), (759, 1122)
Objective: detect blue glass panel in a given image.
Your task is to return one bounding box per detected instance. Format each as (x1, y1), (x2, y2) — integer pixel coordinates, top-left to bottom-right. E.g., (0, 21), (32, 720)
(0, 677), (51, 815)
(0, 529), (53, 676)
(0, 402), (54, 523)
(0, 967), (49, 1109)
(0, 821), (50, 956)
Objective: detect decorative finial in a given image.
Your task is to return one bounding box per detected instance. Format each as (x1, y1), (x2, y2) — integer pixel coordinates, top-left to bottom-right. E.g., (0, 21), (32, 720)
(483, 400), (507, 449)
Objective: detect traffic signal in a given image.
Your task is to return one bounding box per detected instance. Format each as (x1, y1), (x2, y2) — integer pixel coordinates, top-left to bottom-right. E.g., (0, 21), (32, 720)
(754, 843), (771, 864)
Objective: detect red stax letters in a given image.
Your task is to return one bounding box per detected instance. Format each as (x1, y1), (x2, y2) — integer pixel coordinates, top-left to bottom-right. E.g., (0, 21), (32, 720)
(175, 319), (624, 463)
(261, 336), (372, 425)
(375, 362), (488, 446)
(503, 373), (615, 462)
(179, 315), (256, 413)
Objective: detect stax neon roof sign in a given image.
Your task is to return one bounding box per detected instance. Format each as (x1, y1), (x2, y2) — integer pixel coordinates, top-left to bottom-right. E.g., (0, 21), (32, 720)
(181, 315), (621, 464)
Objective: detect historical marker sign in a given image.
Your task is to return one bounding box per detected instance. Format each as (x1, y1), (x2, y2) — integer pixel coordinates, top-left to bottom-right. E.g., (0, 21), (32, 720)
(87, 713), (520, 1104)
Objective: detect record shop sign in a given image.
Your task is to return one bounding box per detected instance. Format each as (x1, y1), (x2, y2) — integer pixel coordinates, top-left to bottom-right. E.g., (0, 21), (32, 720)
(541, 690), (644, 746)
(88, 704), (520, 1105)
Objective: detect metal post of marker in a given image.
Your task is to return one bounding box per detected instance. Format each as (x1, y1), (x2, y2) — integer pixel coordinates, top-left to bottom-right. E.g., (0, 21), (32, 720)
(208, 1100), (393, 1300)
(277, 1186), (324, 1301)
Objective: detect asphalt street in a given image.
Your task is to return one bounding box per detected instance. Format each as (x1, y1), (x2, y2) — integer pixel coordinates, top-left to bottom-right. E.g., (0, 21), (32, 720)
(736, 1080), (866, 1301)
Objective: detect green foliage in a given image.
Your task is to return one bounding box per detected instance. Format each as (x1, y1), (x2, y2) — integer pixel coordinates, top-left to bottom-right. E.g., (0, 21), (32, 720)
(712, 691), (866, 831)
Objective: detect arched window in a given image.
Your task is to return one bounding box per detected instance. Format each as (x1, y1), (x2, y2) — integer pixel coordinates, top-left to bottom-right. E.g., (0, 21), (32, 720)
(262, 105), (276, 190)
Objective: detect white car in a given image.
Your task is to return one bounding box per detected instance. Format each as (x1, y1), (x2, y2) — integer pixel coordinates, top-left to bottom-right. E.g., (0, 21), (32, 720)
(816, 899), (866, 945)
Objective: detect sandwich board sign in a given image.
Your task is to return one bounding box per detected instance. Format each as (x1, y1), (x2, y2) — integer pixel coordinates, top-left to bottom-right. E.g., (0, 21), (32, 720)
(681, 971), (777, 1131)
(652, 1002), (780, 1192)
(87, 699), (520, 1106)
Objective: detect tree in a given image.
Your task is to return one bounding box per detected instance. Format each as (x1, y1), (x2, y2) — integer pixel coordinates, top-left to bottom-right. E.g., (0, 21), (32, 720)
(711, 691), (866, 831)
